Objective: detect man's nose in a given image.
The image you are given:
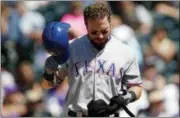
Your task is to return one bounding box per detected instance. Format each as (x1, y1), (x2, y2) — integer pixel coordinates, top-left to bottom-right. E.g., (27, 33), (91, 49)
(97, 33), (104, 39)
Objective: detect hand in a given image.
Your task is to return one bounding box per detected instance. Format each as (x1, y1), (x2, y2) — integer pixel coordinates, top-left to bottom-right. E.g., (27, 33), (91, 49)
(45, 56), (60, 72)
(110, 91), (136, 107)
(87, 99), (109, 117)
(43, 56), (66, 86)
(108, 91), (136, 115)
(43, 70), (64, 86)
(110, 94), (126, 107)
(106, 95), (126, 115)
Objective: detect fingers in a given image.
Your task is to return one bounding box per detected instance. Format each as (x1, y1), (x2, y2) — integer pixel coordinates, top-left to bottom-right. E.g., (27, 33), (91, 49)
(54, 71), (64, 84)
(45, 56), (59, 71)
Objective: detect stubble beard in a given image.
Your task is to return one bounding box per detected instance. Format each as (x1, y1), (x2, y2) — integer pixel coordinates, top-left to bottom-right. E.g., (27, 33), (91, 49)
(87, 34), (109, 50)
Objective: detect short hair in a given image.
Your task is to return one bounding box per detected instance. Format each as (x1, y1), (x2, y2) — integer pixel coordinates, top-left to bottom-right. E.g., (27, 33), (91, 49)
(83, 2), (112, 25)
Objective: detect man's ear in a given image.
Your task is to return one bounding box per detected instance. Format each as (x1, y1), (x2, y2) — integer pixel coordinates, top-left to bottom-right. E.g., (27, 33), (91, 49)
(85, 21), (88, 29)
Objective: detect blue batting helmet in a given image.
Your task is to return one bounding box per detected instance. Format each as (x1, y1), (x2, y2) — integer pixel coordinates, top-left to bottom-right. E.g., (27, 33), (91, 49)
(42, 22), (70, 63)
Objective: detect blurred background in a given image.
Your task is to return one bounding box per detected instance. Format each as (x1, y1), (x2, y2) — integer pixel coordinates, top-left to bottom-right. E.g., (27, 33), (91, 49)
(1, 1), (179, 117)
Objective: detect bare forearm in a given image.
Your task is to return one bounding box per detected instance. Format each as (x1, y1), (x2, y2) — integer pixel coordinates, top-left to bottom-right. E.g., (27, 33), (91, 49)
(40, 77), (54, 89)
(128, 86), (142, 100)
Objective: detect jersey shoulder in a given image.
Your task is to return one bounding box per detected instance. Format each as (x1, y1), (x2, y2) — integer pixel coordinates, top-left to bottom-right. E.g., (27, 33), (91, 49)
(68, 35), (88, 61)
(109, 36), (136, 63)
(69, 35), (87, 48)
(111, 36), (135, 57)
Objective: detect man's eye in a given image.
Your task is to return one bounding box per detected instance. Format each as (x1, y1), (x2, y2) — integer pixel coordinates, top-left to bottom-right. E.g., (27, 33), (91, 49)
(91, 32), (97, 35)
(102, 31), (108, 34)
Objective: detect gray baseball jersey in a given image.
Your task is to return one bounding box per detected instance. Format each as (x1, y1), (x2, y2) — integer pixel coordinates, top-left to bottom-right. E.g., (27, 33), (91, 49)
(45, 35), (142, 116)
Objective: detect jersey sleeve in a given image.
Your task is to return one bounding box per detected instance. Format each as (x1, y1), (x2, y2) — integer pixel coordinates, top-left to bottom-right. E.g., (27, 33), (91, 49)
(123, 53), (142, 87)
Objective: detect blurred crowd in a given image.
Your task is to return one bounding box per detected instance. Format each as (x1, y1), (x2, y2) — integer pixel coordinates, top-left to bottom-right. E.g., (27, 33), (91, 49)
(1, 1), (179, 117)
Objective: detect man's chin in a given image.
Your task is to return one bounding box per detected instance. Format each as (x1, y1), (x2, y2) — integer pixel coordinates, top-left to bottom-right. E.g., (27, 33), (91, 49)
(94, 41), (105, 45)
(90, 40), (106, 50)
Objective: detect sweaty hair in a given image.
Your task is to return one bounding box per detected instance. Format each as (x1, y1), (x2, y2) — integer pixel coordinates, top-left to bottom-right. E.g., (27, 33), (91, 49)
(83, 2), (112, 25)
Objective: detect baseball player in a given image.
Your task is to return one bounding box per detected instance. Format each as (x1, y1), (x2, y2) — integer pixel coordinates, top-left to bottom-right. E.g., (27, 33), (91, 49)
(41, 2), (142, 117)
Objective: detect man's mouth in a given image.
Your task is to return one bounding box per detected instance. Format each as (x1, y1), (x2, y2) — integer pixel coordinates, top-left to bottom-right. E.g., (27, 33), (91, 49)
(93, 39), (106, 44)
(90, 38), (109, 50)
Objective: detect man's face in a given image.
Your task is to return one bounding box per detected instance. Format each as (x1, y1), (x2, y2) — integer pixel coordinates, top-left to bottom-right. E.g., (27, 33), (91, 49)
(86, 16), (111, 49)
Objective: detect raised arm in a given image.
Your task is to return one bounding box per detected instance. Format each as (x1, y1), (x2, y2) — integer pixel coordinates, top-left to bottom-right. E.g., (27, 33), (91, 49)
(40, 22), (70, 89)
